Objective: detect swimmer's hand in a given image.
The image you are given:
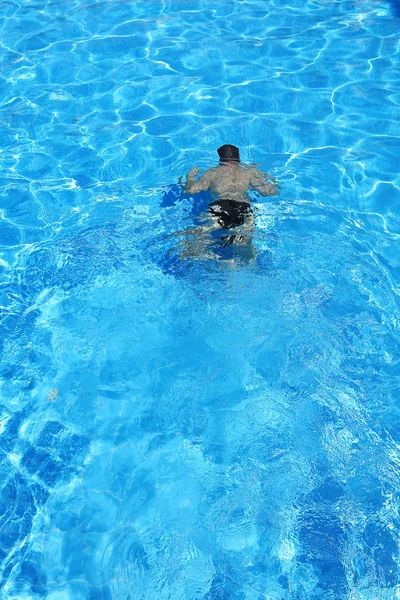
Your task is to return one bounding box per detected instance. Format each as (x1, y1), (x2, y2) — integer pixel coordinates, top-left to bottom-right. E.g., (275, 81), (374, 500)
(187, 166), (200, 179)
(185, 166), (212, 194)
(265, 173), (280, 189)
(185, 167), (200, 193)
(266, 175), (280, 195)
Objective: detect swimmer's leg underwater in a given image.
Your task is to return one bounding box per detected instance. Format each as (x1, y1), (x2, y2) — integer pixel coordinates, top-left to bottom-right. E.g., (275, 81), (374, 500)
(176, 200), (258, 263)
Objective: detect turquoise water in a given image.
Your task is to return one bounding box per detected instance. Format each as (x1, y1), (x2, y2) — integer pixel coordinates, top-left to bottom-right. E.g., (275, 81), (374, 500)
(1, 0), (400, 598)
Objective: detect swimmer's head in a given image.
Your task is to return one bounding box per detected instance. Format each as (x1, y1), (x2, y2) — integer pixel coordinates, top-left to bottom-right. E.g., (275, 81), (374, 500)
(217, 144), (240, 163)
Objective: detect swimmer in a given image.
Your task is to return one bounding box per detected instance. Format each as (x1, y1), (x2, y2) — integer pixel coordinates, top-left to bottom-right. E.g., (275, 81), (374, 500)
(179, 144), (279, 261)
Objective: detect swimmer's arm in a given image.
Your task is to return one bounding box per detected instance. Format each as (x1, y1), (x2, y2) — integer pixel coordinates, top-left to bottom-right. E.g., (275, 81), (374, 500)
(249, 168), (280, 196)
(185, 167), (212, 194)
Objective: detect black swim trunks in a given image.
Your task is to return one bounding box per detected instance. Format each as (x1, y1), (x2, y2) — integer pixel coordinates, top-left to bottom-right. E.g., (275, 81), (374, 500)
(209, 199), (251, 229)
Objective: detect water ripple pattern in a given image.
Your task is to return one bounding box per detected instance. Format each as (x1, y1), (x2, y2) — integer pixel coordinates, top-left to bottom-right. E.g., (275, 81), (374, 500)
(0, 0), (400, 598)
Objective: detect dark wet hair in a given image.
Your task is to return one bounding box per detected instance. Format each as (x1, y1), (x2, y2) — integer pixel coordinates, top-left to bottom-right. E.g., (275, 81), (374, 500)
(217, 144), (240, 163)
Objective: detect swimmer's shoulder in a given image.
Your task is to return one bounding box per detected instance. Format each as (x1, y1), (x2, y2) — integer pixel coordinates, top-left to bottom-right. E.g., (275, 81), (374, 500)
(202, 166), (220, 177)
(245, 165), (268, 180)
(206, 165), (228, 179)
(244, 164), (260, 174)
(235, 163), (256, 173)
(237, 163), (258, 181)
(195, 166), (219, 184)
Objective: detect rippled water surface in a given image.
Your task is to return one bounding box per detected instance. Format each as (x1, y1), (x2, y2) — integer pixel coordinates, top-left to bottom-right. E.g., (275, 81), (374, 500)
(1, 0), (400, 598)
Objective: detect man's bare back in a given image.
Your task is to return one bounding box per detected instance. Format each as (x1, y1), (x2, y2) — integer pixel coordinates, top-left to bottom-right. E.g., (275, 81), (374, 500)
(185, 145), (279, 202)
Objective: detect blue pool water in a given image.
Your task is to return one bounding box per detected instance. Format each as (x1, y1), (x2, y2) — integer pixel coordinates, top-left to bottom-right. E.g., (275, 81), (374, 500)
(1, 0), (400, 598)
